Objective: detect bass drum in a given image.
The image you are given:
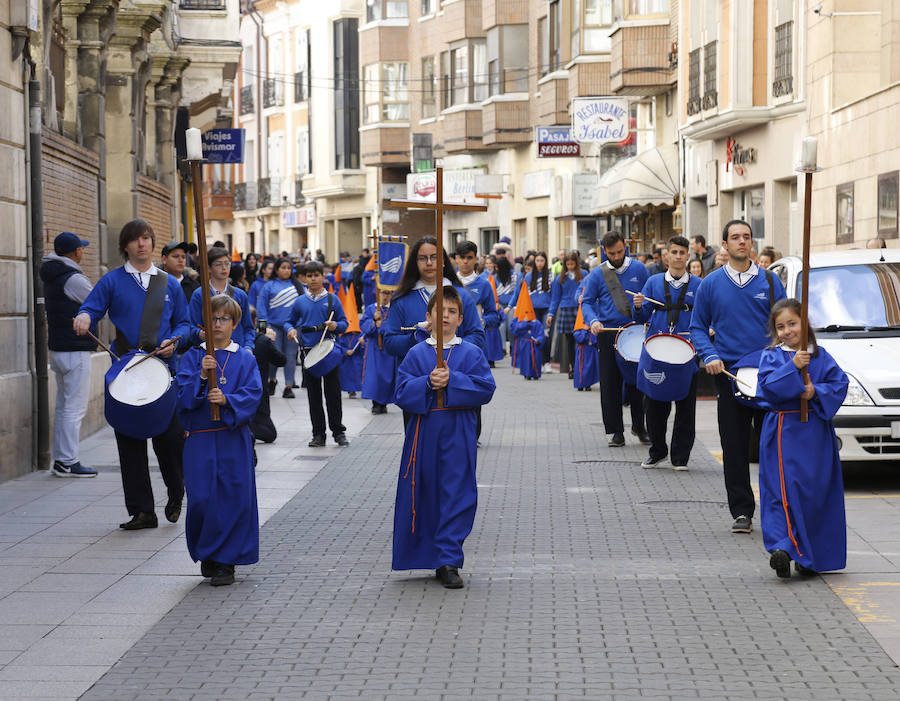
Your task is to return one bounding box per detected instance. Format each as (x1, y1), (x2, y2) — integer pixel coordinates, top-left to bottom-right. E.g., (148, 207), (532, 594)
(105, 351), (176, 440)
(614, 322), (646, 386)
(304, 338), (343, 378)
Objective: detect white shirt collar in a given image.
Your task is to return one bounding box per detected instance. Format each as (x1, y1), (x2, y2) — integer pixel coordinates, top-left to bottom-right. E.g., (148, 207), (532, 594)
(604, 257), (632, 275)
(459, 272), (480, 286)
(665, 270), (690, 287)
(414, 277), (453, 292)
(305, 289), (328, 301)
(724, 261), (759, 287)
(425, 335), (462, 348)
(124, 261), (159, 276)
(200, 341), (239, 353)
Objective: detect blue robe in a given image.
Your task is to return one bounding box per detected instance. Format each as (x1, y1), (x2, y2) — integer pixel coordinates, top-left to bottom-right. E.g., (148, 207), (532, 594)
(484, 315), (505, 362)
(338, 332), (365, 392)
(573, 328), (599, 389)
(176, 345), (263, 566)
(362, 269), (377, 306)
(392, 340), (496, 570)
(360, 303), (398, 406)
(757, 346), (849, 573)
(509, 318), (545, 379)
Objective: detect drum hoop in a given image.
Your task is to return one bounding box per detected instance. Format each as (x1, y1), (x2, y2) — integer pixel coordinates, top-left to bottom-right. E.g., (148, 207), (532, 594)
(615, 322), (645, 362)
(108, 353), (172, 405)
(644, 332), (696, 360)
(734, 366), (760, 398)
(305, 338), (336, 366)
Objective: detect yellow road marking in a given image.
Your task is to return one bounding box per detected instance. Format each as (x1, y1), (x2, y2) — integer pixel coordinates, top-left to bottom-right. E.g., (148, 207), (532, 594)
(709, 450), (722, 464)
(829, 582), (898, 624)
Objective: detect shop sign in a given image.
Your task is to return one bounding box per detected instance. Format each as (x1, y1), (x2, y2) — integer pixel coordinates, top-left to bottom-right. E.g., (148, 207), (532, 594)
(571, 97), (629, 144)
(282, 205), (316, 228)
(201, 129), (245, 163)
(523, 169), (554, 199)
(406, 168), (485, 204)
(573, 174), (595, 216)
(536, 127), (581, 158)
(725, 138), (757, 176)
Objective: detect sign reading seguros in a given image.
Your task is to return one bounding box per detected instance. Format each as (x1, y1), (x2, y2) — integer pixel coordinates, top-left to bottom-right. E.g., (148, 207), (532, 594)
(571, 97), (629, 144)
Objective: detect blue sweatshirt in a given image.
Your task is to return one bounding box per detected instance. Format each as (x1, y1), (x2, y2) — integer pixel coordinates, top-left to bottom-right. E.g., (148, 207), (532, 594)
(495, 272), (520, 308)
(461, 275), (501, 328)
(581, 258), (649, 327)
(189, 284), (255, 351)
(248, 277), (267, 309)
(79, 267), (189, 367)
(689, 266), (786, 365)
(633, 272), (702, 337)
(548, 272), (583, 315)
(257, 279), (300, 328)
(285, 291), (348, 348)
(510, 272), (552, 311)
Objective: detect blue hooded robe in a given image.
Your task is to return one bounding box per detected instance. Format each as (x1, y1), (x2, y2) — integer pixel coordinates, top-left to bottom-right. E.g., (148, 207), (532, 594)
(360, 303), (398, 406)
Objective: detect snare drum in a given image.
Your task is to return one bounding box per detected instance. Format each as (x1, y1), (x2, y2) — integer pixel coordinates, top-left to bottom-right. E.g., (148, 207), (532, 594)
(730, 350), (770, 410)
(614, 323), (646, 386)
(637, 333), (698, 402)
(303, 338), (343, 378)
(104, 351), (176, 440)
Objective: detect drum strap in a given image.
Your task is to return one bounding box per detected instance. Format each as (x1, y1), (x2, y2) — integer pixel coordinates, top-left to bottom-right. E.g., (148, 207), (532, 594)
(115, 271), (169, 355)
(663, 279), (691, 331)
(600, 265), (632, 318)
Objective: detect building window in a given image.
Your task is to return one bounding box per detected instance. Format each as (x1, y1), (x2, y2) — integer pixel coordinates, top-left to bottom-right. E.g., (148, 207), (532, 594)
(539, 17), (549, 77)
(773, 21), (793, 98)
(363, 64), (380, 124)
(294, 29), (309, 103)
(625, 0), (667, 16)
(421, 0), (435, 15)
(383, 62), (409, 120)
(687, 49), (701, 115)
(575, 0), (613, 53)
(446, 40), (487, 107)
(334, 18), (360, 170)
(264, 36), (284, 108)
(422, 56), (436, 118)
(836, 182), (854, 245)
(702, 41), (717, 109)
(451, 44), (468, 106)
(487, 25), (529, 97)
(549, 1), (562, 73)
(366, 0), (408, 22)
(878, 172), (899, 239)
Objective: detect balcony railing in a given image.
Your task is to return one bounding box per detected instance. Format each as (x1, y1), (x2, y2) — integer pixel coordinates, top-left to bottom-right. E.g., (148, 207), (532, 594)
(263, 79), (284, 108)
(179, 0), (226, 9)
(703, 41), (717, 110)
(294, 176), (304, 205)
(239, 85), (254, 115)
(294, 71), (307, 102)
(256, 177), (282, 208)
(687, 48), (701, 115)
(234, 182), (257, 211)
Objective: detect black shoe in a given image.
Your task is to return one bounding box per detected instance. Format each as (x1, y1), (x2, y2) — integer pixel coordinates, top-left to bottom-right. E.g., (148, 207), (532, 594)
(584, 386), (592, 391)
(309, 434), (326, 447)
(267, 379), (277, 396)
(210, 564), (235, 586)
(371, 403), (387, 414)
(164, 498), (182, 523)
(631, 428), (651, 444)
(436, 565), (464, 589)
(119, 512), (158, 530)
(334, 433), (350, 447)
(608, 432), (625, 447)
(348, 391), (357, 398)
(488, 361), (495, 368)
(794, 561), (817, 576)
(201, 560), (217, 578)
(731, 515), (753, 533)
(770, 549), (792, 579)
(567, 371), (574, 379)
(577, 387), (584, 391)
(641, 455), (668, 469)
(282, 387), (295, 398)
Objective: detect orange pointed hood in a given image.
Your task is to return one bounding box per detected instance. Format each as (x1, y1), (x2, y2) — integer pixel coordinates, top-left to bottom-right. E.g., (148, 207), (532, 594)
(514, 278), (536, 322)
(343, 283), (361, 334)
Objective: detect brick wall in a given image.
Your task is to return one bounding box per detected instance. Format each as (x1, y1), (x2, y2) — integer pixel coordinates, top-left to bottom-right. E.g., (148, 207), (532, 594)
(41, 130), (102, 283)
(136, 174), (174, 258)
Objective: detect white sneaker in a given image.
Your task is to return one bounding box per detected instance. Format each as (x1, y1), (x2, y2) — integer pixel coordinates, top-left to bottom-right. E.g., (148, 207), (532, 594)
(543, 363), (555, 373)
(672, 463), (689, 471)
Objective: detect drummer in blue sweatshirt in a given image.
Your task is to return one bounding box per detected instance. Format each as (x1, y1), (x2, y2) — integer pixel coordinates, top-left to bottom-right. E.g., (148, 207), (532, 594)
(632, 236), (702, 471)
(285, 261), (349, 447)
(690, 220), (786, 535)
(581, 231), (650, 448)
(74, 219), (190, 531)
(257, 257), (301, 397)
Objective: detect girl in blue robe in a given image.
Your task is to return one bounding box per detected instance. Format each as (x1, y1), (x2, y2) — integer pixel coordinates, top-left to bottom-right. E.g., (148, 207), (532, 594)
(175, 296), (263, 586)
(757, 299), (849, 578)
(509, 317), (545, 380)
(360, 290), (398, 412)
(573, 327), (599, 390)
(393, 288), (496, 588)
(338, 331), (365, 394)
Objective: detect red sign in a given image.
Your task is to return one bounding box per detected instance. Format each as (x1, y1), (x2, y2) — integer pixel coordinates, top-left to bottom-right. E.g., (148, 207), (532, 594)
(726, 137), (757, 176)
(538, 142), (580, 158)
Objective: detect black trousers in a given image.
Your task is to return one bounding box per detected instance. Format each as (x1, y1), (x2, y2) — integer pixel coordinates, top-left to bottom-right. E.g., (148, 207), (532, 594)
(303, 365), (345, 437)
(250, 392), (277, 443)
(114, 413), (184, 516)
(558, 333), (576, 374)
(645, 373), (698, 465)
(714, 372), (764, 519)
(597, 332), (645, 435)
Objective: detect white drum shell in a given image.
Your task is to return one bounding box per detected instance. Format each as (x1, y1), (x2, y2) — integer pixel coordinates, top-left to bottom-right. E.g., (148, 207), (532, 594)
(108, 355), (172, 406)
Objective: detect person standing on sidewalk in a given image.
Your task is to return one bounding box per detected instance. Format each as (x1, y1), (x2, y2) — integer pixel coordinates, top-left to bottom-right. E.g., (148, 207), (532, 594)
(40, 232), (98, 478)
(632, 236), (702, 471)
(73, 219), (190, 530)
(160, 241), (199, 304)
(581, 231), (650, 448)
(690, 220), (786, 535)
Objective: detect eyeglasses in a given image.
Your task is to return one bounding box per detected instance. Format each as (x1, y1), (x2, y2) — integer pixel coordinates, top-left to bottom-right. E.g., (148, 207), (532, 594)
(212, 316), (233, 325)
(211, 261), (231, 270)
(416, 255), (438, 264)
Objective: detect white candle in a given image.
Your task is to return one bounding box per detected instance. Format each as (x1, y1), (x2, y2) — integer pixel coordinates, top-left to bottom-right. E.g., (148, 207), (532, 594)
(800, 136), (817, 171)
(186, 128), (203, 161)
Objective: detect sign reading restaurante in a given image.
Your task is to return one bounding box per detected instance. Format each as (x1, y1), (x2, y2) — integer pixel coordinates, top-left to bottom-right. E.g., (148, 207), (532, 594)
(571, 97), (629, 144)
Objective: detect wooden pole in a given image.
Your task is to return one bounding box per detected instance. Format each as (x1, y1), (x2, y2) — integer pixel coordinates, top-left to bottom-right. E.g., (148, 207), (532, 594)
(190, 161), (220, 421)
(434, 166), (445, 408)
(799, 170), (813, 423)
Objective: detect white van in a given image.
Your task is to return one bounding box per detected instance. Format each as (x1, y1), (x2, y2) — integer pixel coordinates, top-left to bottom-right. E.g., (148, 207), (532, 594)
(768, 249), (900, 462)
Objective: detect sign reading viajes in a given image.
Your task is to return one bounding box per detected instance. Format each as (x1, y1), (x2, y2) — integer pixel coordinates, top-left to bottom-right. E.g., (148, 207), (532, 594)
(377, 239), (407, 290)
(571, 97), (629, 144)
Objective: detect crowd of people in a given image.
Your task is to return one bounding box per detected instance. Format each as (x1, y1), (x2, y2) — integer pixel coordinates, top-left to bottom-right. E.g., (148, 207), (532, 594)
(42, 218), (850, 590)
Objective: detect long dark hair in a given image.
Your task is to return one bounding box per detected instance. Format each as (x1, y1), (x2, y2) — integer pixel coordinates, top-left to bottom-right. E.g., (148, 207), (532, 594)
(557, 250), (582, 284)
(529, 251), (550, 292)
(393, 236), (462, 300)
(768, 298), (818, 355)
(495, 256), (513, 286)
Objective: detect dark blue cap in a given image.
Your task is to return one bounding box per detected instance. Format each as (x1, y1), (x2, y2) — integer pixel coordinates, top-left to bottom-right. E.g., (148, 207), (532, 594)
(54, 232), (90, 254)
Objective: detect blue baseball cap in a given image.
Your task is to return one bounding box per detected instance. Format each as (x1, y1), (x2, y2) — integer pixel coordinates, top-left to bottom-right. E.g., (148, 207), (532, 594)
(54, 232), (90, 254)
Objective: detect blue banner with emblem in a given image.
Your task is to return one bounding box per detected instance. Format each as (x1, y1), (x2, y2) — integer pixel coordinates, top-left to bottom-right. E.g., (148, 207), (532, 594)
(377, 239), (407, 291)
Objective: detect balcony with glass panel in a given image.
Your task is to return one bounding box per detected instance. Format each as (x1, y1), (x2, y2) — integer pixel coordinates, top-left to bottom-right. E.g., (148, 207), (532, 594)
(481, 0), (529, 29)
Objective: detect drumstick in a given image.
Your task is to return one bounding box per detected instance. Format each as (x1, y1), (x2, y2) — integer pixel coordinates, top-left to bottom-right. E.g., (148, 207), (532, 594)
(318, 312), (335, 346)
(84, 329), (120, 362)
(596, 327), (628, 332)
(722, 369), (753, 391)
(624, 290), (665, 307)
(125, 336), (182, 372)
(401, 323), (427, 331)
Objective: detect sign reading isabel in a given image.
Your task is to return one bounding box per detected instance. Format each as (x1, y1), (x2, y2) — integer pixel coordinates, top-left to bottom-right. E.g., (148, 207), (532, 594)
(571, 97), (629, 144)
(536, 127), (580, 158)
(201, 128), (245, 164)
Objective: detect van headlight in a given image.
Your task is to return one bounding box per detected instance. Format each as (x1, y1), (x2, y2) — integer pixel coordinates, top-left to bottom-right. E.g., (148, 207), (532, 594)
(843, 374), (874, 406)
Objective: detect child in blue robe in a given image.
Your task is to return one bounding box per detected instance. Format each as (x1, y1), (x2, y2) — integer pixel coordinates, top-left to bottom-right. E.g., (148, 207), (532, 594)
(176, 295), (263, 587)
(361, 288), (398, 413)
(573, 326), (598, 390)
(393, 287), (496, 589)
(338, 331), (364, 395)
(757, 298), (849, 578)
(509, 316), (545, 380)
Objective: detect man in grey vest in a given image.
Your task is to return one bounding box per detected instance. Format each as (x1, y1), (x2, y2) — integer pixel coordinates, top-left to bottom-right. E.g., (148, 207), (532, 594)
(40, 232), (98, 477)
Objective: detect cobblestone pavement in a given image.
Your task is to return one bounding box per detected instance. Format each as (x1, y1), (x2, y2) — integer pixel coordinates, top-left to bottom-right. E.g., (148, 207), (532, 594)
(76, 367), (900, 700)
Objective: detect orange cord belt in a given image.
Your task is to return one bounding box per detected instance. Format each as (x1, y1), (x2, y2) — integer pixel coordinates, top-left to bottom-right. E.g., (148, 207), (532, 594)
(776, 410), (804, 557)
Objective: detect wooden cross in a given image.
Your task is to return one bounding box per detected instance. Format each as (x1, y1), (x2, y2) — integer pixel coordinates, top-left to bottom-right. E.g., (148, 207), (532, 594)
(389, 165), (488, 407)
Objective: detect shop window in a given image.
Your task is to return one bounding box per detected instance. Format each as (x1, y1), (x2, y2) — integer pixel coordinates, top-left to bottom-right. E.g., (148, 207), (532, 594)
(878, 172), (899, 239)
(836, 182), (854, 245)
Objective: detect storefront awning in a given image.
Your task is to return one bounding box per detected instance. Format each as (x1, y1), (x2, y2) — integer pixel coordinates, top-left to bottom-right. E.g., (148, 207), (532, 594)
(592, 144), (679, 215)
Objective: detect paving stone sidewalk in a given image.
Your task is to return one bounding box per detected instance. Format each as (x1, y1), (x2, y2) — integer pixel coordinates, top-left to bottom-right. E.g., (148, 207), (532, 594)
(80, 368), (900, 700)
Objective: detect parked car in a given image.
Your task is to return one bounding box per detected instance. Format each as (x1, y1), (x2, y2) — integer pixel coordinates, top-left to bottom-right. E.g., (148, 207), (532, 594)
(768, 249), (900, 462)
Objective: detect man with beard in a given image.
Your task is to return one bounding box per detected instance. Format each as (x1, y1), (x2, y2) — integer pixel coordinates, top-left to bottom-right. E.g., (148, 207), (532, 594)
(581, 231), (650, 447)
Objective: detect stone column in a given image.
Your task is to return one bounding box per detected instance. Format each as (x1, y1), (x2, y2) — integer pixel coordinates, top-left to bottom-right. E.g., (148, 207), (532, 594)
(59, 0), (90, 141)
